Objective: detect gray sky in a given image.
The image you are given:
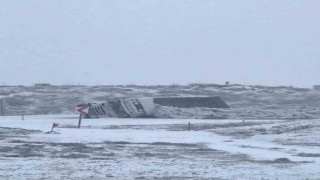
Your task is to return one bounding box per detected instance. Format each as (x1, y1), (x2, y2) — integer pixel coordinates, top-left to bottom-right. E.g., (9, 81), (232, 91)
(0, 0), (319, 87)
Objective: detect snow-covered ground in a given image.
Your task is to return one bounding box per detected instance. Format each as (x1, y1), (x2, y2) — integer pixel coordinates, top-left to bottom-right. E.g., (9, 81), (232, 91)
(0, 115), (319, 179)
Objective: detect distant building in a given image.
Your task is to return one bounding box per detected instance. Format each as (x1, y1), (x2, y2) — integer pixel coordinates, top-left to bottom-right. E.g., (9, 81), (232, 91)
(34, 83), (51, 87)
(313, 85), (320, 90)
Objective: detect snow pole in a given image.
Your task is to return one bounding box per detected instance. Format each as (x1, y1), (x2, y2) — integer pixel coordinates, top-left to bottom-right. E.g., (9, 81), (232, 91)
(78, 114), (82, 129)
(0, 99), (3, 116)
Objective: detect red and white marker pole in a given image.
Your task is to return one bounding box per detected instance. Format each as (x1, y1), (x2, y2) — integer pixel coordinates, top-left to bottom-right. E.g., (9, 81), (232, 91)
(76, 107), (86, 129)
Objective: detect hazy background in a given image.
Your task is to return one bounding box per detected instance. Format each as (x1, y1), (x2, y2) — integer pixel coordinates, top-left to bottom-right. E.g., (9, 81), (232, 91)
(0, 0), (319, 87)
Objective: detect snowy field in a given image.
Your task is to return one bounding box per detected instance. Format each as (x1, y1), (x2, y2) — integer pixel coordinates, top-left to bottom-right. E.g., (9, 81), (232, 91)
(0, 115), (320, 179)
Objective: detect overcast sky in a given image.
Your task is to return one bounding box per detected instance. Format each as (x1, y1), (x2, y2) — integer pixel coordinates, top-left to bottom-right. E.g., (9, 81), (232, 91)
(0, 0), (319, 87)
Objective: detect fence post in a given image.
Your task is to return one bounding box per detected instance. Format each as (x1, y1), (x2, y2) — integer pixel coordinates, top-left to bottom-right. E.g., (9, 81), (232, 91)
(188, 122), (191, 131)
(22, 114), (24, 120)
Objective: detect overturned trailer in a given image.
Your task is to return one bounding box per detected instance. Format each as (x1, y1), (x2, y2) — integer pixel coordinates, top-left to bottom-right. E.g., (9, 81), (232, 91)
(77, 98), (155, 118)
(76, 96), (229, 118)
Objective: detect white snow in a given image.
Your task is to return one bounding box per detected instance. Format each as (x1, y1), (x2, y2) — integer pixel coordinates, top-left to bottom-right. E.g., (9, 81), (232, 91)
(0, 115), (319, 179)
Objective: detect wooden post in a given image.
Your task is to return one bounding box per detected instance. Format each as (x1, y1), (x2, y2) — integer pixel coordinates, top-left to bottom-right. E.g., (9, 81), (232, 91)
(188, 122), (191, 131)
(78, 114), (82, 129)
(22, 114), (24, 120)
